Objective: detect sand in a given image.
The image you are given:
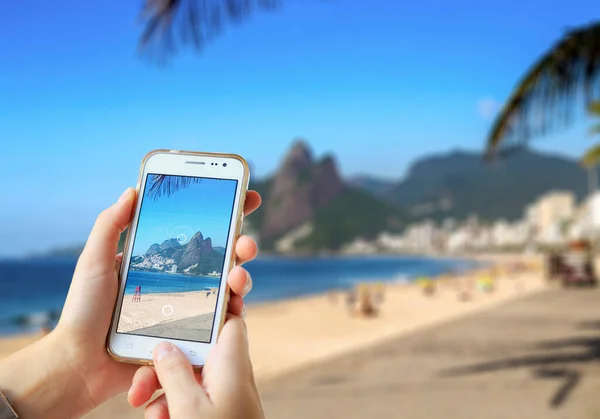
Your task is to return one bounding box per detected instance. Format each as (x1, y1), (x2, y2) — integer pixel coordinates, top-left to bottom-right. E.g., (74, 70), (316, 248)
(246, 257), (546, 380)
(117, 290), (217, 341)
(0, 254), (548, 419)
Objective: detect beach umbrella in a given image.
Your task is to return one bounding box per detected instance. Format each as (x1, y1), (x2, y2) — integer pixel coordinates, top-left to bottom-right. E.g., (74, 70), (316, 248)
(485, 23), (600, 159)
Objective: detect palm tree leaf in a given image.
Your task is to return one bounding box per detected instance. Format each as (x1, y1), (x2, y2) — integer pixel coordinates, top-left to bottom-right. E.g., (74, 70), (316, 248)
(138, 0), (281, 61)
(147, 174), (202, 200)
(581, 144), (600, 168)
(588, 101), (600, 116)
(486, 23), (600, 158)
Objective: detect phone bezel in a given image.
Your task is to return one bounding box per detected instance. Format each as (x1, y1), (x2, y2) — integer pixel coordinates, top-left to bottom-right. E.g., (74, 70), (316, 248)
(106, 149), (249, 368)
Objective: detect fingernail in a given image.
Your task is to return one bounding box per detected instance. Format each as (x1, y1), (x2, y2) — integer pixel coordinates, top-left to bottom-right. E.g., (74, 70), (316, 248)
(243, 272), (253, 296)
(241, 305), (247, 318)
(154, 342), (173, 363)
(118, 188), (132, 203)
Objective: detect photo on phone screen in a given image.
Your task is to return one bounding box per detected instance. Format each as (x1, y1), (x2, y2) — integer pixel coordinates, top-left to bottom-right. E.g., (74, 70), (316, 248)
(116, 173), (238, 343)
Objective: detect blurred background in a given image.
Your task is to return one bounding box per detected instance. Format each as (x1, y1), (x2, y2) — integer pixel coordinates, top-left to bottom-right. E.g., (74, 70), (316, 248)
(3, 0), (600, 417)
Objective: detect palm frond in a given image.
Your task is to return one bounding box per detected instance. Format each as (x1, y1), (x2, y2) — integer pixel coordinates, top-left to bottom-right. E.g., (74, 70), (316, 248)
(588, 100), (600, 116)
(581, 144), (600, 168)
(138, 0), (281, 61)
(147, 174), (202, 200)
(486, 22), (600, 158)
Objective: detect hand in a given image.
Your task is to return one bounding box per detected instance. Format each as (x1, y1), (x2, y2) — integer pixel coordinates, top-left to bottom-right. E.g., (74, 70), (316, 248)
(0, 188), (261, 419)
(127, 315), (264, 419)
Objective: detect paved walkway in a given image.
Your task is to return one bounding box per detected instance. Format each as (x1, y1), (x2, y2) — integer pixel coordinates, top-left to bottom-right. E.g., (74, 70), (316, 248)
(260, 288), (600, 419)
(131, 312), (214, 342)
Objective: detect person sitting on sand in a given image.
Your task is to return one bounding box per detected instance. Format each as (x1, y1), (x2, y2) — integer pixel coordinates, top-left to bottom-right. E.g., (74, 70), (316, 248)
(0, 188), (265, 419)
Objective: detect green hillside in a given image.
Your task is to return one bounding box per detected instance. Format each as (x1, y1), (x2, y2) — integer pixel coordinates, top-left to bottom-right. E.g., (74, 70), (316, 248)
(295, 188), (406, 251)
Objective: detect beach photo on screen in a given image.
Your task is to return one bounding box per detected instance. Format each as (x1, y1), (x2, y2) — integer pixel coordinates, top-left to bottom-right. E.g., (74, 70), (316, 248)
(116, 174), (237, 343)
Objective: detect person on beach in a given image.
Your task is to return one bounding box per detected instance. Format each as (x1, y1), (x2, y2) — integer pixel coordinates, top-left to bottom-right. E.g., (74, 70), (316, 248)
(0, 188), (265, 419)
(133, 285), (142, 302)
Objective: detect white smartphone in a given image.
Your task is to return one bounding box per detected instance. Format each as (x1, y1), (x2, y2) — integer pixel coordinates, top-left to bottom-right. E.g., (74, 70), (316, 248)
(107, 150), (249, 367)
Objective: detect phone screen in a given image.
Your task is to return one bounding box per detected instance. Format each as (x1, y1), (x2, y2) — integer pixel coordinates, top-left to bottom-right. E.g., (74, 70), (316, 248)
(116, 173), (238, 343)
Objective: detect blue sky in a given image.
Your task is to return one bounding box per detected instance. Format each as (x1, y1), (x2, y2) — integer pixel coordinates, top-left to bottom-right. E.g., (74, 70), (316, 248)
(131, 175), (237, 255)
(1, 0), (599, 255)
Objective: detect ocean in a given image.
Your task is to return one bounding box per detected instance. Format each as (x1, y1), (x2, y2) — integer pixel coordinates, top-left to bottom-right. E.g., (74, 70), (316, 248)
(0, 255), (477, 335)
(124, 271), (220, 295)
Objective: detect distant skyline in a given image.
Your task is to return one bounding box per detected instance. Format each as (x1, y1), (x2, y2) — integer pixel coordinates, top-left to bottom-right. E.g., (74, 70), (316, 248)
(1, 0), (599, 255)
(131, 175), (237, 255)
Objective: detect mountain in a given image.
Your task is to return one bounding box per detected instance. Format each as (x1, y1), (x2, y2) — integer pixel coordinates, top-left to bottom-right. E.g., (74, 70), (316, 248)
(354, 148), (596, 222)
(248, 140), (407, 251)
(131, 231), (224, 276)
(347, 175), (396, 195)
(259, 140), (346, 239)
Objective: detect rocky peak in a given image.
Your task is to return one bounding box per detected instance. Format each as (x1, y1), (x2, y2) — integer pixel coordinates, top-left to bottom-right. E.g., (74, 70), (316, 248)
(178, 232), (216, 270)
(146, 243), (161, 255)
(261, 141), (345, 239)
(312, 155), (345, 207)
(189, 231), (205, 244)
(282, 139), (313, 173)
(159, 238), (179, 251)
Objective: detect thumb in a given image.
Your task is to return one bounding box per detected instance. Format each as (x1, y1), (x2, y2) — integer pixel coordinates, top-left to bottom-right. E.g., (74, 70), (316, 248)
(77, 187), (135, 277)
(203, 315), (255, 397)
(153, 342), (206, 412)
(60, 188), (135, 332)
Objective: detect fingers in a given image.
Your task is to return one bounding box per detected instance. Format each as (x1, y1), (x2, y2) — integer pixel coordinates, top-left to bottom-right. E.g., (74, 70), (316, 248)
(152, 342), (206, 414)
(128, 366), (160, 408)
(227, 294), (245, 317)
(145, 394), (169, 419)
(78, 188), (135, 276)
(243, 191), (261, 216)
(227, 266), (252, 297)
(115, 252), (123, 272)
(203, 315), (254, 403)
(235, 235), (258, 265)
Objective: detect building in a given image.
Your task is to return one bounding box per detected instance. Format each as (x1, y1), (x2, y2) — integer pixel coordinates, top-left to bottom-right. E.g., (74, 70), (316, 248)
(527, 191), (574, 243)
(377, 232), (405, 252)
(403, 220), (437, 252)
(570, 191), (600, 240)
(342, 238), (377, 254)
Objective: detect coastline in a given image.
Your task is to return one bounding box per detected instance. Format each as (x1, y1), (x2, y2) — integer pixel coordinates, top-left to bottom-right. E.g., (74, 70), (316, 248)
(0, 253), (479, 335)
(1, 253), (545, 375)
(248, 253), (544, 381)
(0, 253), (549, 418)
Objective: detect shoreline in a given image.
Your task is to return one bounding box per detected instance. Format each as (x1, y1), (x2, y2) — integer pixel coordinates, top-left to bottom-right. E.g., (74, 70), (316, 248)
(1, 254), (546, 379)
(0, 253), (483, 335)
(247, 253), (545, 381)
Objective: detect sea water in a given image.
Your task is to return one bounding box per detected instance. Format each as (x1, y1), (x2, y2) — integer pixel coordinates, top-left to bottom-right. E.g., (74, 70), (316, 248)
(0, 255), (477, 335)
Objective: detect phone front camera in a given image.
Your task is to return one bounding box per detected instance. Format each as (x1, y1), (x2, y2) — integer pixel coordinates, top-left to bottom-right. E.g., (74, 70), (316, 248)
(223, 163), (227, 167)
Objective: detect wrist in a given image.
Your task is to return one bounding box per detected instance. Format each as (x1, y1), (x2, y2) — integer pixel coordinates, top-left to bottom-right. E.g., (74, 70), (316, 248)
(0, 332), (90, 419)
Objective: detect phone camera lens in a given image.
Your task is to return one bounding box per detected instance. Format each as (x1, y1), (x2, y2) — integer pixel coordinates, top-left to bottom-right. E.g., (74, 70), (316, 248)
(223, 163), (227, 167)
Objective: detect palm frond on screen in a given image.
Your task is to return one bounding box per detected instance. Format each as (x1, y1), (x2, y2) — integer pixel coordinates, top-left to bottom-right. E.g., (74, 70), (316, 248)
(147, 174), (202, 200)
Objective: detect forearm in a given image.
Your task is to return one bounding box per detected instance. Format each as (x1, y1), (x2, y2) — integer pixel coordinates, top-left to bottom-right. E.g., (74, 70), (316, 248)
(0, 333), (88, 419)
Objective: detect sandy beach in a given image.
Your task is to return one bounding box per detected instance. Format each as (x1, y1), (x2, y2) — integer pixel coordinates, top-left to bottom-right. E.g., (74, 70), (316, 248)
(118, 290), (217, 341)
(0, 254), (548, 418)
